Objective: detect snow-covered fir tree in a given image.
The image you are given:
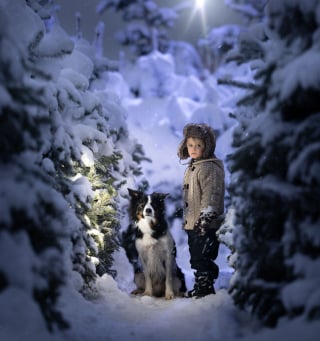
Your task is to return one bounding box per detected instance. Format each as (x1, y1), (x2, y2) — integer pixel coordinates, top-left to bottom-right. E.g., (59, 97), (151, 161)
(0, 0), (75, 331)
(198, 24), (245, 73)
(97, 0), (178, 57)
(225, 0), (268, 21)
(226, 0), (320, 326)
(0, 0), (146, 330)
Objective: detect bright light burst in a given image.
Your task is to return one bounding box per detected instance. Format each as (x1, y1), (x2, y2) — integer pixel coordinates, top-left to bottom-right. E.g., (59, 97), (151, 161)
(195, 0), (205, 10)
(182, 0), (209, 40)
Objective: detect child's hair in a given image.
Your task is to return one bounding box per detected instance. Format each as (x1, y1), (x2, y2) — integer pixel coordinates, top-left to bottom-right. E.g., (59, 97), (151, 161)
(177, 123), (216, 160)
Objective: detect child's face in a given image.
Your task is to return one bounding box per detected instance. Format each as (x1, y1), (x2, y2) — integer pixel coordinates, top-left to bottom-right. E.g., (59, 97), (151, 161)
(187, 137), (205, 159)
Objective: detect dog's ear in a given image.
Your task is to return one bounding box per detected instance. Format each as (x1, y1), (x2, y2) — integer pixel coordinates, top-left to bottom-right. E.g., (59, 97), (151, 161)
(128, 188), (142, 198)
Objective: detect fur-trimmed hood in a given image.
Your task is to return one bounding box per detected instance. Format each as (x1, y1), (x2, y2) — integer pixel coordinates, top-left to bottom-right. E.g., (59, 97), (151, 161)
(177, 123), (216, 160)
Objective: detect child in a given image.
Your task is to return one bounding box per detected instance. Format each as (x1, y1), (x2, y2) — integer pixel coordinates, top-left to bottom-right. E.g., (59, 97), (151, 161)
(177, 123), (225, 298)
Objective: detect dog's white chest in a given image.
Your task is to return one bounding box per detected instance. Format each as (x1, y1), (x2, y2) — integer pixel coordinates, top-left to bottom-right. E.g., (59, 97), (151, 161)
(136, 217), (154, 235)
(135, 218), (158, 251)
(136, 232), (169, 276)
(138, 233), (157, 247)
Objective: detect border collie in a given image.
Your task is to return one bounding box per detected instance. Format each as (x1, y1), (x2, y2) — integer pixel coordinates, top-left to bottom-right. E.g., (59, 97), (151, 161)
(121, 188), (186, 299)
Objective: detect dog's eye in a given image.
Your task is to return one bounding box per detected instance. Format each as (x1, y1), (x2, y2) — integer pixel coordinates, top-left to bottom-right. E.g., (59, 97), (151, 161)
(137, 203), (145, 210)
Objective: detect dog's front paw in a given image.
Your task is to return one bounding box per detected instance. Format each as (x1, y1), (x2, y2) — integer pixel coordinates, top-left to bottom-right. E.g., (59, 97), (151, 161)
(130, 288), (144, 295)
(142, 290), (152, 297)
(165, 291), (175, 300)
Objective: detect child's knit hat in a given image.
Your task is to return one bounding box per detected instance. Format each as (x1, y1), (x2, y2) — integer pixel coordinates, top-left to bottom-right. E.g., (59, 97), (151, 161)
(177, 123), (216, 160)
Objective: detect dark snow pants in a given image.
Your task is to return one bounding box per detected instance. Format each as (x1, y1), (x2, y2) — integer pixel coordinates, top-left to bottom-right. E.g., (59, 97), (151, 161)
(186, 229), (220, 279)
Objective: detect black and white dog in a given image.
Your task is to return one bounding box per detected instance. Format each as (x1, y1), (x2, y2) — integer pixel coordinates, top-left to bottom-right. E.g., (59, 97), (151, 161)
(121, 188), (186, 299)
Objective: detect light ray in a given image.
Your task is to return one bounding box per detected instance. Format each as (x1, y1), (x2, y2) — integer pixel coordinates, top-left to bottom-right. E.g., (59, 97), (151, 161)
(194, 0), (207, 38)
(178, 0), (209, 40)
(195, 0), (205, 10)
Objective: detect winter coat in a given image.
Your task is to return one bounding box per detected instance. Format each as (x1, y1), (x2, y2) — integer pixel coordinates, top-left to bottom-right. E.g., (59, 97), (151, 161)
(183, 158), (225, 231)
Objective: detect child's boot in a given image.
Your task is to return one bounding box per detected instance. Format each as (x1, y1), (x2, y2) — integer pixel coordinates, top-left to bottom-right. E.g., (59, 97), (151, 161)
(187, 271), (215, 298)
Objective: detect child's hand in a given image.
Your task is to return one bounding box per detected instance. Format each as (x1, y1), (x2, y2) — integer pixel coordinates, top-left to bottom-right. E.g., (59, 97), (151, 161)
(194, 211), (217, 236)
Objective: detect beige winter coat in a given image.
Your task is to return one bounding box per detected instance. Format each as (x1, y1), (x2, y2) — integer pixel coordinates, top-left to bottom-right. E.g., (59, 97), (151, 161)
(183, 158), (225, 231)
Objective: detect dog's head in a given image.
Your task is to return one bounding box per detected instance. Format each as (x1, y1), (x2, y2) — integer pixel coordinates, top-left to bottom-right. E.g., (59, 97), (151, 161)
(128, 188), (168, 226)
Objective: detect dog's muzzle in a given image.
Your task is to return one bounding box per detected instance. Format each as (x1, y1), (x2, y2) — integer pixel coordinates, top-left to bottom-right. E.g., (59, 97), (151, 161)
(144, 208), (153, 217)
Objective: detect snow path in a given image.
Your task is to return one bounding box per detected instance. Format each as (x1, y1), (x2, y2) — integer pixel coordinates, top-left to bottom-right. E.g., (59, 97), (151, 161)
(60, 274), (253, 341)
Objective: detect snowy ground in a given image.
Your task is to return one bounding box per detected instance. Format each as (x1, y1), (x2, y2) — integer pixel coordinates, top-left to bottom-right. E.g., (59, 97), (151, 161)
(12, 247), (317, 341)
(59, 279), (320, 341)
(61, 273), (255, 341)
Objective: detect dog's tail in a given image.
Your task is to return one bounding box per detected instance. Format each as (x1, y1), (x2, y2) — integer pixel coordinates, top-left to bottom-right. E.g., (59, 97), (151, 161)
(176, 265), (187, 293)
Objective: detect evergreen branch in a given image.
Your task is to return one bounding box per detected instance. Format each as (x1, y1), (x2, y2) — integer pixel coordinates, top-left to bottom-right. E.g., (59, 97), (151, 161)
(217, 78), (258, 90)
